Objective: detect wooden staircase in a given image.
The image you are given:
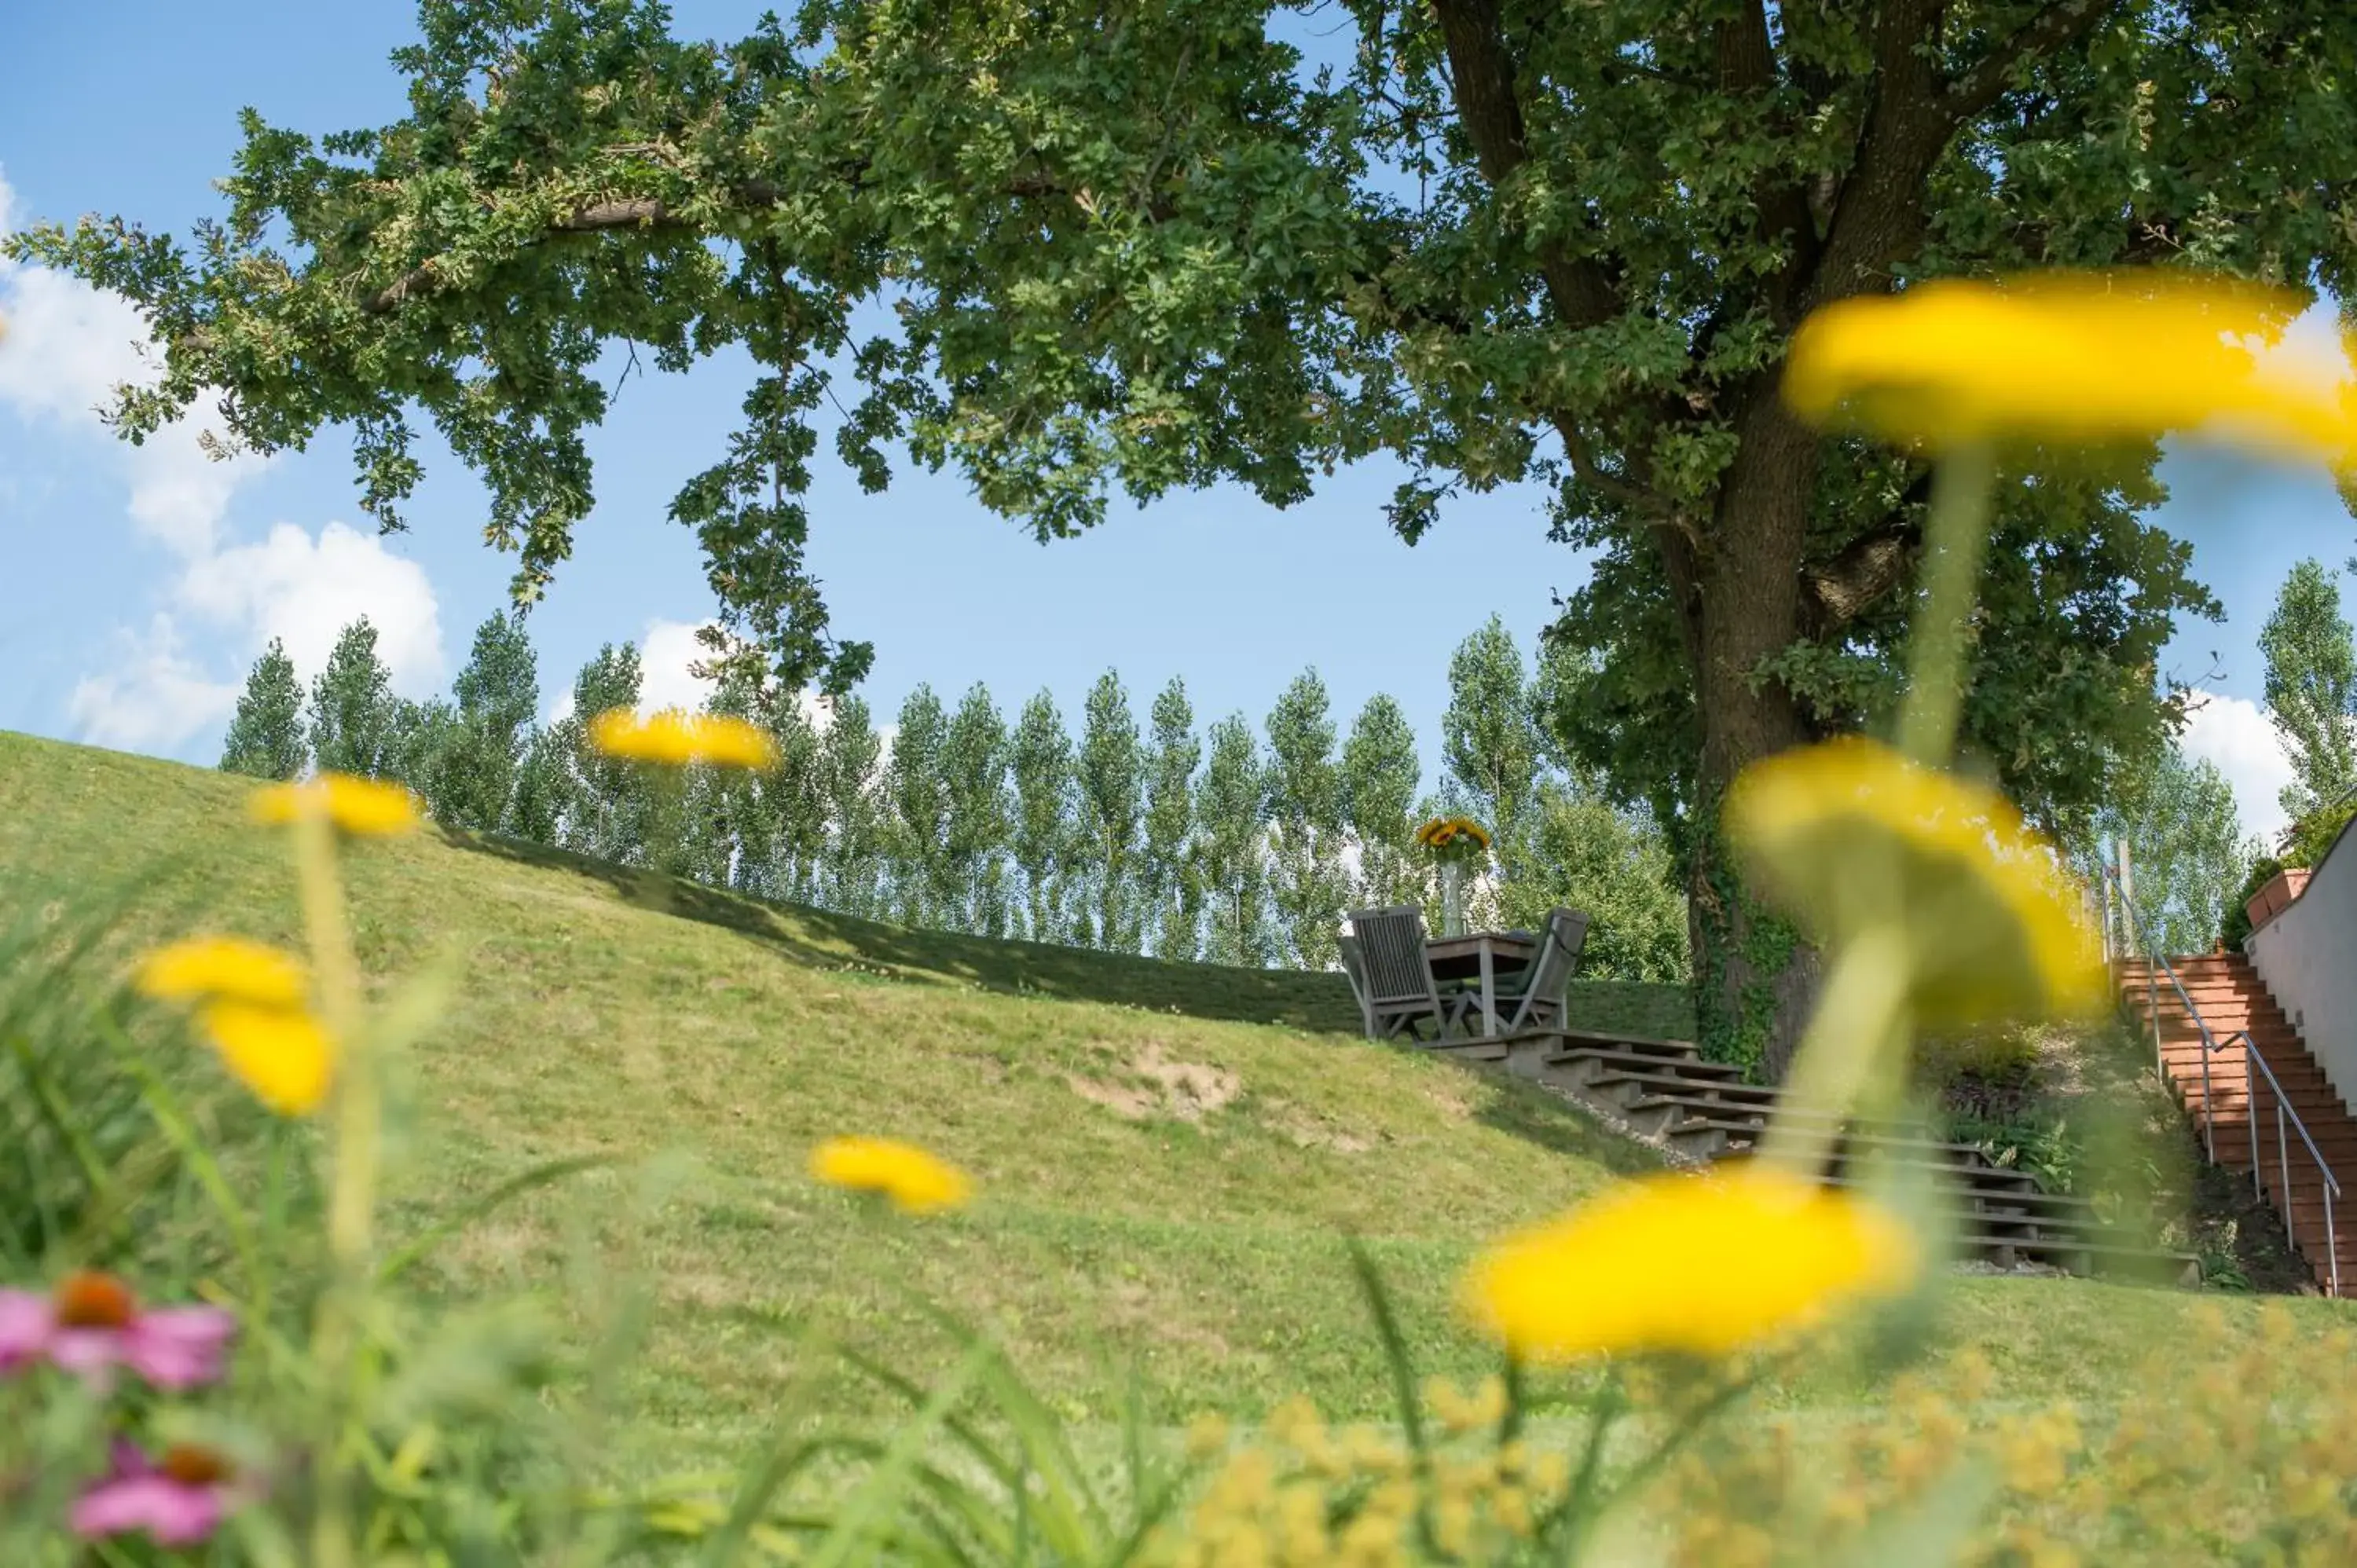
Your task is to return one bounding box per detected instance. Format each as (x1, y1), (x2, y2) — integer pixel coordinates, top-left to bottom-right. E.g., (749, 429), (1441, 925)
(1419, 1028), (2198, 1285)
(2117, 954), (2357, 1296)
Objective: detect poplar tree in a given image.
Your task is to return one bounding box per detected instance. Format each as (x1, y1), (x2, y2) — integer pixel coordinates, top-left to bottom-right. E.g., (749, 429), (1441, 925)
(435, 611), (541, 832)
(1142, 678), (1203, 962)
(1340, 694), (1424, 913)
(1010, 690), (1077, 942)
(820, 696), (887, 919)
(1197, 714), (1271, 968)
(558, 643), (647, 865)
(1264, 669), (1351, 969)
(307, 619), (400, 779)
(1076, 671), (1146, 953)
(219, 638), (307, 780)
(2261, 559), (2357, 830)
(942, 684), (1014, 937)
(886, 686), (951, 927)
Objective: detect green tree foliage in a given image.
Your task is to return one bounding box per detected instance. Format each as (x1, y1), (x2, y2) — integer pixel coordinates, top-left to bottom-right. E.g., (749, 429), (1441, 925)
(508, 726), (569, 848)
(2261, 559), (2357, 830)
(1441, 619), (1545, 855)
(1142, 679), (1204, 963)
(942, 684), (1014, 938)
(1197, 714), (1271, 968)
(820, 696), (887, 919)
(434, 611), (541, 832)
(386, 697), (461, 803)
(35, 0), (2322, 1068)
(1010, 691), (1076, 943)
(218, 638), (308, 780)
(557, 643), (647, 865)
(1497, 783), (1692, 984)
(764, 703), (831, 903)
(1076, 672), (1146, 954)
(1264, 669), (1351, 969)
(1340, 694), (1424, 913)
(885, 686), (952, 928)
(307, 619), (401, 779)
(2102, 740), (2260, 958)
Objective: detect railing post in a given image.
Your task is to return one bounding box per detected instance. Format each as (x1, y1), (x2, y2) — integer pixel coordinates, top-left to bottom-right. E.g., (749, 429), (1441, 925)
(2249, 1043), (2264, 1200)
(2280, 1098), (2293, 1238)
(2201, 1039), (2215, 1163)
(2329, 1182), (2341, 1298)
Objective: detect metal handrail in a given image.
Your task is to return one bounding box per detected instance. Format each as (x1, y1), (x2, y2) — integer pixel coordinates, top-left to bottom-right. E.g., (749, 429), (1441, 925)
(2238, 1028), (2343, 1297)
(2099, 859), (2342, 1295)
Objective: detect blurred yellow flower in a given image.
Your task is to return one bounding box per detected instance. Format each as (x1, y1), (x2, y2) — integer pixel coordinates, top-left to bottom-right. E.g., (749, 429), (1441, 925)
(1725, 738), (2105, 1024)
(134, 937), (309, 1009)
(808, 1135), (972, 1214)
(248, 773), (420, 835)
(1783, 271), (2357, 468)
(197, 1001), (336, 1116)
(588, 708), (779, 770)
(1459, 1166), (1915, 1362)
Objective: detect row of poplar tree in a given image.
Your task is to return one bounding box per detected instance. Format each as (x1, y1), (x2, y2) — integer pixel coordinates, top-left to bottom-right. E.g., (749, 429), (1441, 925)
(218, 613), (1690, 980)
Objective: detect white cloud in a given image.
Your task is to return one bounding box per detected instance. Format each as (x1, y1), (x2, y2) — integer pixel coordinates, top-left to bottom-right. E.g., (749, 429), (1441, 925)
(65, 615), (238, 753)
(0, 171), (271, 555)
(638, 618), (721, 716)
(1, 168), (445, 757)
(2178, 688), (2296, 848)
(177, 521), (445, 694)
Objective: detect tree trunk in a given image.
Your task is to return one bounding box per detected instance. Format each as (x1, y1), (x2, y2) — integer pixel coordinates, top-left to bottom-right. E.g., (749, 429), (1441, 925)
(1681, 401), (1825, 1081)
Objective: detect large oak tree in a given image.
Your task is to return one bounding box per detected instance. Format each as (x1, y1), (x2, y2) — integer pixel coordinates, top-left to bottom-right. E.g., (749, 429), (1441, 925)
(19, 0), (2357, 1072)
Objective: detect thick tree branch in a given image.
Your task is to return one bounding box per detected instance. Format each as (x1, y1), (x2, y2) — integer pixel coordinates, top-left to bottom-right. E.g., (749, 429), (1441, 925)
(359, 168), (1106, 316)
(1428, 0), (1619, 329)
(1799, 469), (1937, 638)
(1798, 0), (1955, 310)
(1945, 0), (2124, 122)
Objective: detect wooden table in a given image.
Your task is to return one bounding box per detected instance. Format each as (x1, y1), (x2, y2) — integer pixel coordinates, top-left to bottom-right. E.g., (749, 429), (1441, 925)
(1425, 931), (1537, 1038)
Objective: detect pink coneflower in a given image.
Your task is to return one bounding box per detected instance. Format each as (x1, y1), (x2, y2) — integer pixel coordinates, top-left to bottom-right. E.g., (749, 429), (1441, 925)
(0, 1271), (236, 1389)
(71, 1441), (240, 1546)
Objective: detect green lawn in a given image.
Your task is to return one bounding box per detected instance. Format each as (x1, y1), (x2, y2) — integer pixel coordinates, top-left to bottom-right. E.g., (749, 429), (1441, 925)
(3, 729), (2350, 1471)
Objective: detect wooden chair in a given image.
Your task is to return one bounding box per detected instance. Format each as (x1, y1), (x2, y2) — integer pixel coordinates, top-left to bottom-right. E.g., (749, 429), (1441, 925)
(1495, 907), (1590, 1033)
(1337, 933), (1376, 1039)
(1347, 906), (1465, 1042)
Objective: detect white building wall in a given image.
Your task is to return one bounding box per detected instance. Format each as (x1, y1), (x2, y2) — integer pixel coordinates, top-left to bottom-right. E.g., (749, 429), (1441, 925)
(2246, 819), (2357, 1116)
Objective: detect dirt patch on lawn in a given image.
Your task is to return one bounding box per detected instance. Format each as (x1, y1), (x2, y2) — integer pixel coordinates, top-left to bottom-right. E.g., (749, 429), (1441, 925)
(1067, 1040), (1241, 1123)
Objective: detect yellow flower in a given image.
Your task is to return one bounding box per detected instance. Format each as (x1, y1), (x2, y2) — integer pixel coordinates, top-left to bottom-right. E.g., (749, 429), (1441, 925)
(1414, 815), (1492, 852)
(196, 1001), (336, 1116)
(1783, 271), (2357, 469)
(1459, 1166), (1916, 1363)
(134, 937), (309, 1009)
(248, 773), (420, 835)
(808, 1135), (972, 1214)
(1725, 738), (2106, 1024)
(588, 708), (779, 770)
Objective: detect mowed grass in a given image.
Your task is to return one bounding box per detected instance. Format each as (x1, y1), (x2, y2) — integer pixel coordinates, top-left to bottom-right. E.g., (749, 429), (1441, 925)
(4, 730), (2352, 1471)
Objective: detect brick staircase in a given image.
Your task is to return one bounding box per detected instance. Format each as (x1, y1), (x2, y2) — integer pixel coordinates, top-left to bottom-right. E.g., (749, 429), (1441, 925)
(2117, 953), (2357, 1296)
(1420, 1028), (2196, 1285)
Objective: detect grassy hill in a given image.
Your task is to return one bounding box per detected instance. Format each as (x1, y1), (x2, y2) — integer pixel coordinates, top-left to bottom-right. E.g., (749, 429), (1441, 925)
(2, 730), (2351, 1471)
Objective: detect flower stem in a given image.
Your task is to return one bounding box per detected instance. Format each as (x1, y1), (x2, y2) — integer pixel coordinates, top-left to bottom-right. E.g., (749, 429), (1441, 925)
(1895, 443), (1996, 768)
(293, 805), (372, 1568)
(1757, 925), (1913, 1178)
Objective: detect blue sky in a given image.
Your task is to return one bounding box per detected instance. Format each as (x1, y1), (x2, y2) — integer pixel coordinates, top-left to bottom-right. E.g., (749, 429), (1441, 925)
(0, 0), (2344, 843)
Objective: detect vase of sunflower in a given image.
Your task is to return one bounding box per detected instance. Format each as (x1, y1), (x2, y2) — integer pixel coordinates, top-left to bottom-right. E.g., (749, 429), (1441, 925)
(1414, 815), (1491, 938)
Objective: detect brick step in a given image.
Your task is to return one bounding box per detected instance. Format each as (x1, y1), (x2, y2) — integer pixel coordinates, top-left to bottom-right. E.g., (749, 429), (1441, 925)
(2172, 1089), (2352, 1117)
(1539, 1028), (1708, 1064)
(1660, 1120), (2042, 1188)
(1673, 1124), (2049, 1193)
(1543, 1048), (1743, 1089)
(1716, 1159), (2194, 1283)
